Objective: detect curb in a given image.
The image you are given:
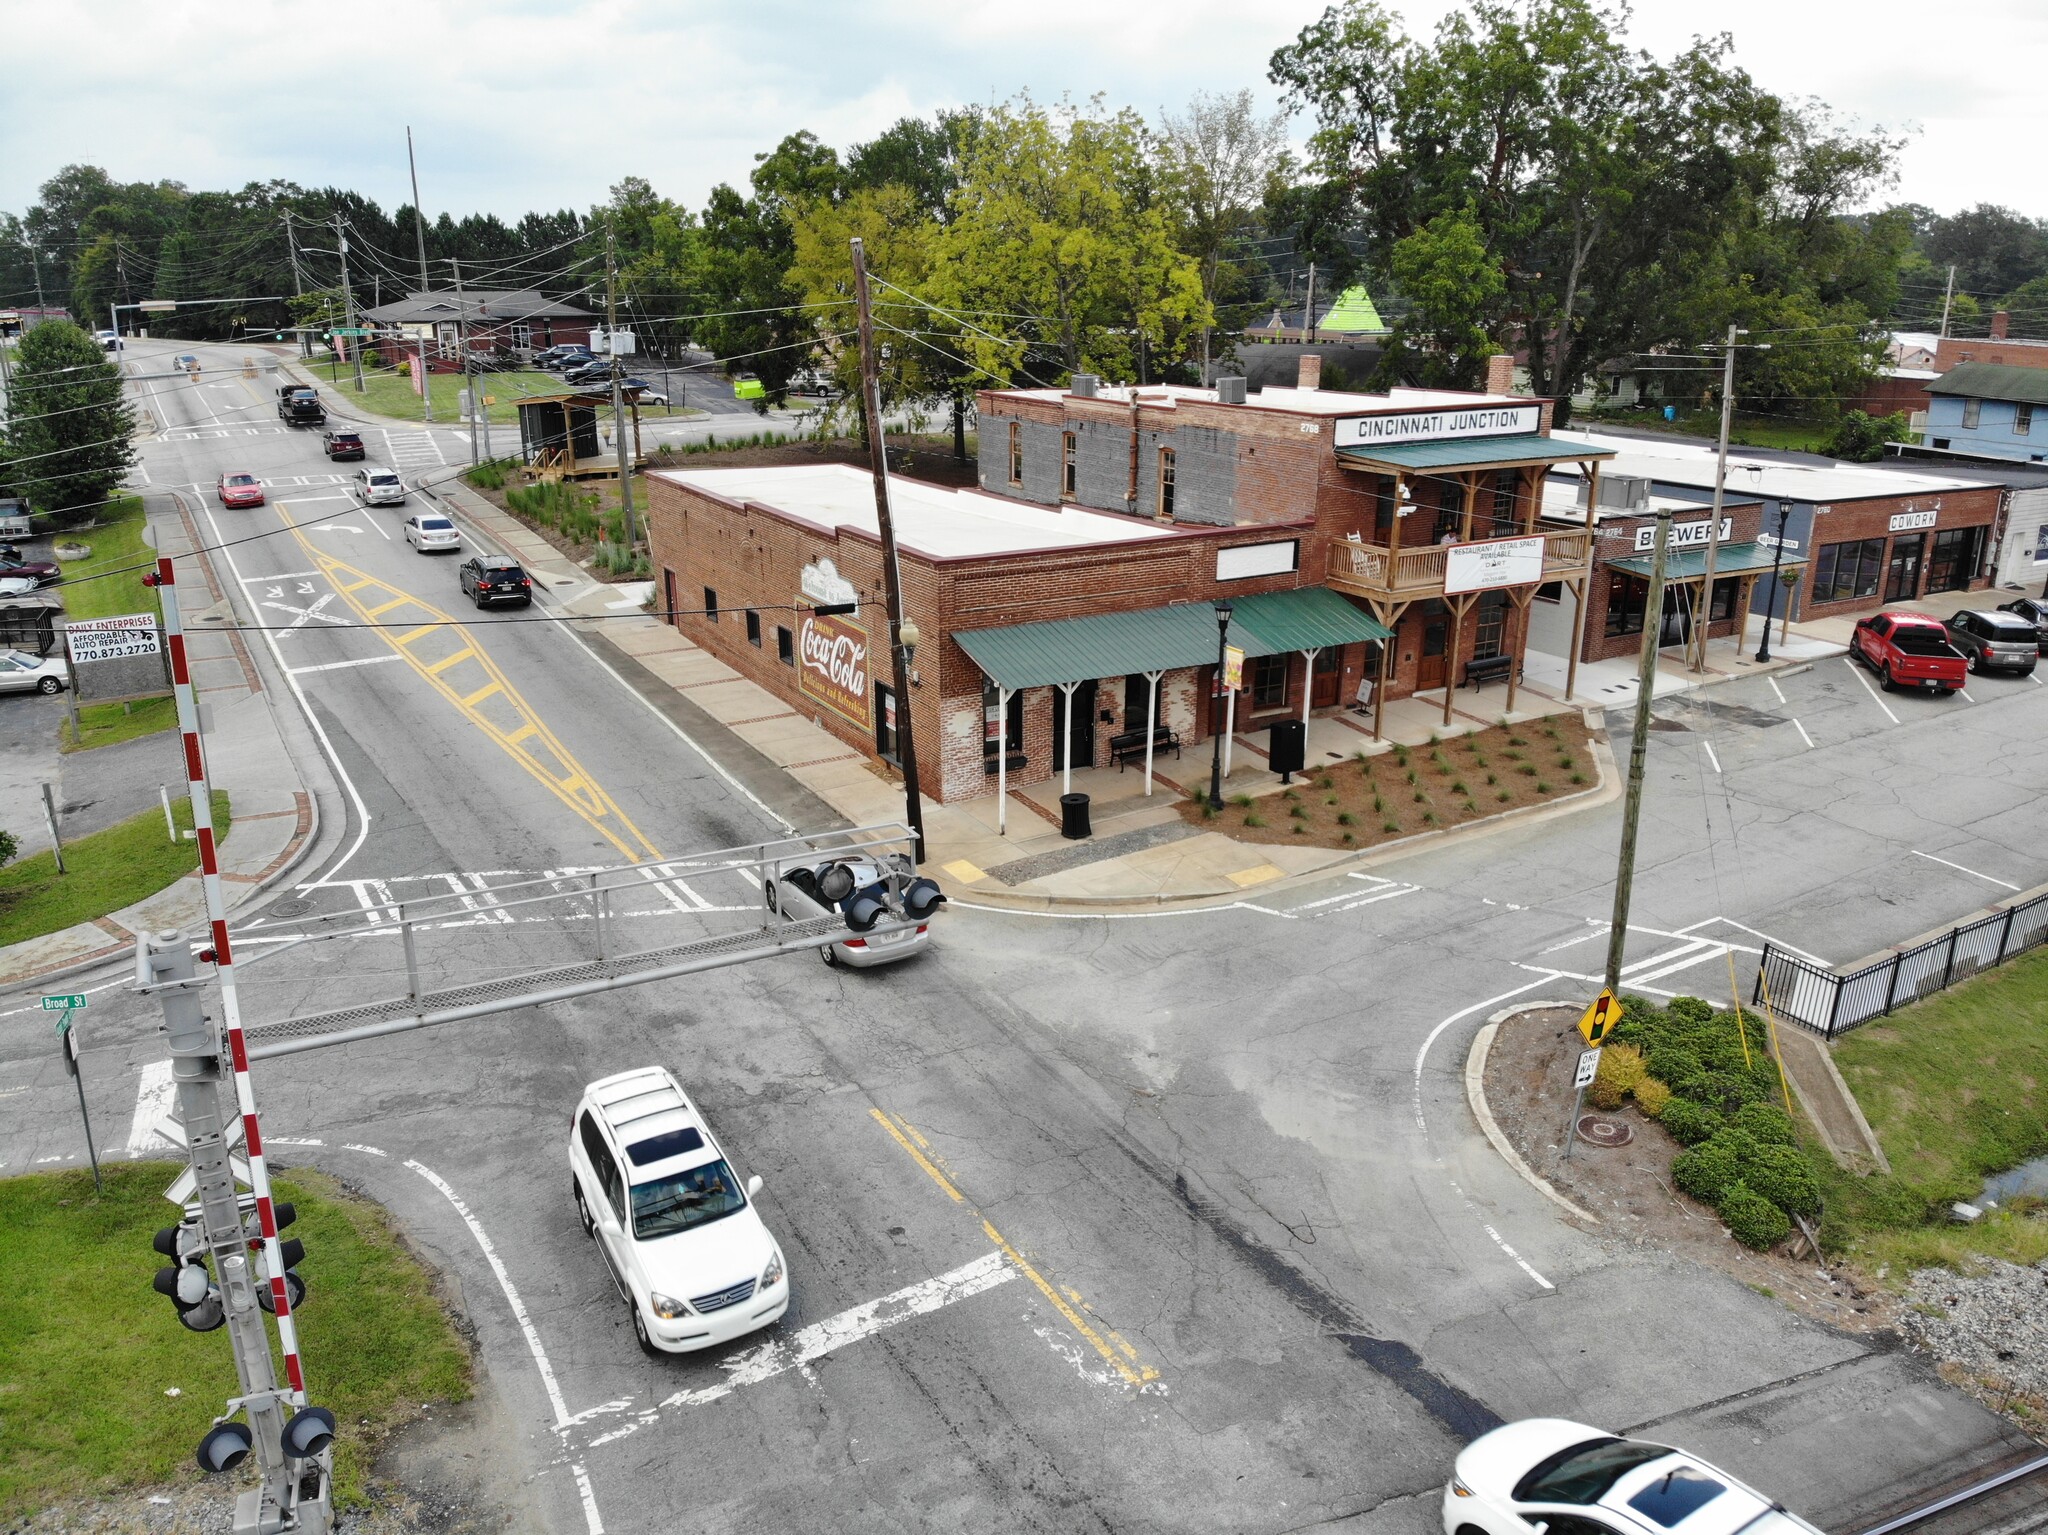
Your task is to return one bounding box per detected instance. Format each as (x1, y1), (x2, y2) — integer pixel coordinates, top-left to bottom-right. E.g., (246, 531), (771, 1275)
(1464, 1004), (1600, 1225)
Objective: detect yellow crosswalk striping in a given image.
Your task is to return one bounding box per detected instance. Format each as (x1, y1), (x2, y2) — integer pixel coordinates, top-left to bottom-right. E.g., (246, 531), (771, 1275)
(276, 507), (662, 861)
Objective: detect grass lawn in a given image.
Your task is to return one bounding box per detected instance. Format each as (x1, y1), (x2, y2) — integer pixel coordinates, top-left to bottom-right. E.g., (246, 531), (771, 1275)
(1810, 945), (2048, 1278)
(310, 361), (563, 425)
(56, 495), (158, 624)
(0, 1162), (469, 1516)
(1176, 715), (1597, 849)
(1587, 409), (1836, 454)
(60, 695), (177, 751)
(0, 791), (228, 946)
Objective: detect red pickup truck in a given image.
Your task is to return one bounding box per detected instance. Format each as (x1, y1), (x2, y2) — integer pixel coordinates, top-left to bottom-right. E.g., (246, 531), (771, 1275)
(1852, 611), (1966, 694)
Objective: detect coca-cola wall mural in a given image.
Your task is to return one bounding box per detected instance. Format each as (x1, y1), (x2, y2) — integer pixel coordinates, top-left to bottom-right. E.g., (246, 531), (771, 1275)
(796, 607), (872, 728)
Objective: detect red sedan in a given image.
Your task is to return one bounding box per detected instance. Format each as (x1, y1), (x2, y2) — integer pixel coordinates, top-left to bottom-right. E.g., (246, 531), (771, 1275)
(217, 472), (266, 509)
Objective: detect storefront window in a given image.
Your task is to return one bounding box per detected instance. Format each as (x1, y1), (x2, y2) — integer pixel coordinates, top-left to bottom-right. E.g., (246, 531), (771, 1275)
(1473, 593), (1508, 659)
(1926, 525), (1985, 593)
(1708, 576), (1738, 621)
(1606, 572), (1648, 637)
(982, 682), (1023, 761)
(1812, 538), (1885, 603)
(1249, 654), (1288, 708)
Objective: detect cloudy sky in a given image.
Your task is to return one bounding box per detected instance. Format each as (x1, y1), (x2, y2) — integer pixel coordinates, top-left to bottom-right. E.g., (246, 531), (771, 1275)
(8, 0), (2042, 222)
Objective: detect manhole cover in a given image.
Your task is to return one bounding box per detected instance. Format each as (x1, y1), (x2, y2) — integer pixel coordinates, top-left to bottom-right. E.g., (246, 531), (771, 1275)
(265, 896), (316, 919)
(1576, 1114), (1634, 1148)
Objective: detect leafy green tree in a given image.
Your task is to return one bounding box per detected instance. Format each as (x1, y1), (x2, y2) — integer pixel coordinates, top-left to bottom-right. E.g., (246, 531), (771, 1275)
(3, 320), (136, 524)
(1385, 205), (1501, 386)
(846, 113), (979, 218)
(1997, 274), (2048, 340)
(1825, 410), (1911, 462)
(1924, 204), (2048, 299)
(933, 96), (1209, 385)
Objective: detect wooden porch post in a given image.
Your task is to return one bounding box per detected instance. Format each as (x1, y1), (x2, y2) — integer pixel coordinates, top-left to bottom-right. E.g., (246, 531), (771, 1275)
(1373, 601), (1405, 742)
(1506, 587), (1536, 715)
(1387, 476), (1406, 559)
(1443, 593), (1475, 726)
(1564, 574), (1588, 703)
(1460, 472), (1479, 542)
(1734, 574), (1757, 665)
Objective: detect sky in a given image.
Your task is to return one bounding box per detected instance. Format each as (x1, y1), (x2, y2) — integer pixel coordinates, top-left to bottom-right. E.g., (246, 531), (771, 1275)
(7, 0), (2043, 225)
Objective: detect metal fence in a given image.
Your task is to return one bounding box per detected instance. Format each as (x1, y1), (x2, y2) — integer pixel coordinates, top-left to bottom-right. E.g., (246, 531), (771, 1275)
(1755, 889), (2048, 1038)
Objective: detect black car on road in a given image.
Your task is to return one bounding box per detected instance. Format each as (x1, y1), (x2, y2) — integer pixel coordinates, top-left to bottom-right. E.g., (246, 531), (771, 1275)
(1996, 595), (2048, 654)
(459, 555), (533, 609)
(1944, 609), (2039, 675)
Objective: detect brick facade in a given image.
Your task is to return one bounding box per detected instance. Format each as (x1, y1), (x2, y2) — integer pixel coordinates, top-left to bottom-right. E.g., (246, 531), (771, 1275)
(1793, 485), (2001, 620)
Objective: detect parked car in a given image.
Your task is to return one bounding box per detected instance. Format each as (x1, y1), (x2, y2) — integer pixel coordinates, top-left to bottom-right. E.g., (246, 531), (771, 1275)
(0, 557), (60, 586)
(1850, 611), (1965, 694)
(1442, 1419), (1824, 1535)
(764, 851), (943, 968)
(350, 467), (406, 507)
(1996, 594), (2048, 654)
(403, 513), (461, 553)
(568, 1064), (789, 1356)
(0, 649), (67, 695)
(1943, 609), (2038, 676)
(458, 554), (532, 608)
(216, 472), (266, 509)
(563, 359), (613, 386)
(322, 429), (366, 461)
(0, 577), (40, 599)
(537, 345), (591, 369)
(730, 371), (766, 400)
(621, 377), (668, 405)
(547, 348), (596, 372)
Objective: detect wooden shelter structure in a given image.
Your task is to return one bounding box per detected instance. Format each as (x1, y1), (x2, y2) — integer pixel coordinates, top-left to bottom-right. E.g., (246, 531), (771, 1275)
(515, 390), (647, 481)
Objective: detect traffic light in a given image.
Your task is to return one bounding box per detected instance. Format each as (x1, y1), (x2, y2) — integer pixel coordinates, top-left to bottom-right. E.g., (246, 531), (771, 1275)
(252, 1200), (306, 1314)
(152, 1221), (226, 1331)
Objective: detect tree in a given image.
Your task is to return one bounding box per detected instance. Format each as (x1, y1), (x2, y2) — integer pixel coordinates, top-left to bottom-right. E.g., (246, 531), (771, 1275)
(1997, 274), (2048, 340)
(1825, 410), (1910, 462)
(1924, 204), (2048, 300)
(1385, 205), (1502, 386)
(933, 96), (1209, 386)
(3, 320), (136, 524)
(1156, 89), (1291, 376)
(846, 113), (979, 219)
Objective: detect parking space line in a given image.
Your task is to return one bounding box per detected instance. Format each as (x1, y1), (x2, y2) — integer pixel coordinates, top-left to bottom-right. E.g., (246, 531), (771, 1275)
(1843, 657), (1900, 724)
(870, 1108), (1159, 1388)
(1959, 688), (1975, 703)
(1791, 718), (1815, 750)
(1910, 850), (2021, 891)
(1767, 677), (1787, 704)
(1702, 742), (1721, 774)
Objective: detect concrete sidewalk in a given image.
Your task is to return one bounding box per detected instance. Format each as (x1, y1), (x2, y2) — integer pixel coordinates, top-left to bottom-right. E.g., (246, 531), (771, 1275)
(0, 492), (319, 989)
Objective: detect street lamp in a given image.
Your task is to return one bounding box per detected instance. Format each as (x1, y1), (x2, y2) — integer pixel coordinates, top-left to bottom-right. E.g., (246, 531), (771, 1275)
(1209, 599), (1233, 807)
(1755, 502), (1793, 663)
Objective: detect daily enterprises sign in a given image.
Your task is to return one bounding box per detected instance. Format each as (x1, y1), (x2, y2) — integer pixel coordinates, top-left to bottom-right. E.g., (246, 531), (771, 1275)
(1333, 404), (1540, 450)
(797, 608), (871, 729)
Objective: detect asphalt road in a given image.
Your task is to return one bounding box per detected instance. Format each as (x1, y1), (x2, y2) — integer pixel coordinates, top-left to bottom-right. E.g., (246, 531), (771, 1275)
(0, 339), (2040, 1534)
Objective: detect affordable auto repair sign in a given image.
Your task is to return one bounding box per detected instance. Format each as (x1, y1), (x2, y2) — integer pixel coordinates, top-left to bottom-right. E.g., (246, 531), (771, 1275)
(797, 607), (871, 728)
(65, 613), (162, 664)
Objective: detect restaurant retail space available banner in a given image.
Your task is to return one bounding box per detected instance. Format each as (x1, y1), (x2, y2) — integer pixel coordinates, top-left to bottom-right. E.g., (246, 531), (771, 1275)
(797, 606), (872, 729)
(1444, 535), (1547, 594)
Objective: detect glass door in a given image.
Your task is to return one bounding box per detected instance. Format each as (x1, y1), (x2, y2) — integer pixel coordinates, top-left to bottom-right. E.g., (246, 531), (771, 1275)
(1885, 535), (1925, 602)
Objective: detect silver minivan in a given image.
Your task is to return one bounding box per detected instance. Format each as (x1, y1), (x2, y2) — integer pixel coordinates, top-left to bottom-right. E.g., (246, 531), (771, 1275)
(351, 467), (407, 507)
(1944, 609), (2038, 676)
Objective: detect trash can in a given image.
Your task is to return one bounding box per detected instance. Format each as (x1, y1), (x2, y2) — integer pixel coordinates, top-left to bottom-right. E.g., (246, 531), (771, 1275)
(1269, 719), (1307, 780)
(1059, 792), (1091, 840)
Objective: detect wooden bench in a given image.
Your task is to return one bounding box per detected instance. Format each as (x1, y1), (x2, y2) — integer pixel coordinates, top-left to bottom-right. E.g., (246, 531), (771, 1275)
(1109, 725), (1181, 770)
(1463, 654), (1517, 690)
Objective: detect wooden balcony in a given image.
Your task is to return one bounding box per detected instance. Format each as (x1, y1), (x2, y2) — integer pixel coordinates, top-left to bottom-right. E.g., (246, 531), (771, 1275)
(1325, 526), (1594, 604)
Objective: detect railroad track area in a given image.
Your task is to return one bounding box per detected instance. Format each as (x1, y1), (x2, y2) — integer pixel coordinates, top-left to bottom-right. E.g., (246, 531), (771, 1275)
(1856, 1452), (2048, 1535)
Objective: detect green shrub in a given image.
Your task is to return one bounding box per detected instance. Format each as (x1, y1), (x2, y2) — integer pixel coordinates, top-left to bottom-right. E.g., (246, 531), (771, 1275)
(1588, 1043), (1647, 1111)
(1382, 819), (1400, 833)
(1485, 772), (1498, 786)
(1646, 1045), (1703, 1086)
(1659, 1098), (1724, 1146)
(1372, 793), (1385, 813)
(1229, 793), (1253, 808)
(1535, 780), (1551, 794)
(1744, 1144), (1821, 1216)
(1718, 1181), (1791, 1250)
(1283, 788), (1300, 801)
(1667, 996), (1715, 1025)
(1243, 813), (1266, 828)
(1289, 805), (1308, 820)
(1732, 1102), (1795, 1146)
(1451, 779), (1469, 795)
(1335, 811), (1356, 826)
(1672, 1138), (1743, 1202)
(1633, 1077), (1672, 1117)
(1413, 790), (1428, 804)
(1422, 811), (1438, 826)
(1692, 1069), (1765, 1115)
(1496, 790), (1511, 803)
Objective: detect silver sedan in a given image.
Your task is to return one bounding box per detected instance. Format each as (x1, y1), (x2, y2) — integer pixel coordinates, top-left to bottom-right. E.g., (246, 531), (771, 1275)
(403, 514), (462, 553)
(764, 853), (943, 968)
(0, 649), (67, 695)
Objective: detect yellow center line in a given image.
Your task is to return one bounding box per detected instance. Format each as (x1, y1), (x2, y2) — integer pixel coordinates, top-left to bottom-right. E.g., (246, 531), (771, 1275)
(867, 1107), (1158, 1388)
(274, 504), (662, 862)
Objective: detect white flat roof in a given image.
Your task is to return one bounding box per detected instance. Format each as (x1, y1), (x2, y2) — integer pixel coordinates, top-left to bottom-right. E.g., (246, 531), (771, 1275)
(653, 464), (1180, 559)
(1550, 431), (1982, 501)
(996, 382), (1526, 417)
(1539, 485), (1751, 523)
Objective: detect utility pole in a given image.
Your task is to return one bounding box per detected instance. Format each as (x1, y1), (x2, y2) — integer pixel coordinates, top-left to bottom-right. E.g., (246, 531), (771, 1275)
(448, 258), (479, 463)
(281, 215), (307, 358)
(850, 236), (927, 862)
(1603, 510), (1674, 993)
(406, 130), (435, 423)
(1939, 264), (1956, 338)
(1691, 324), (1741, 672)
(1303, 262), (1317, 345)
(333, 216), (364, 392)
(606, 224), (636, 547)
(30, 244), (46, 311)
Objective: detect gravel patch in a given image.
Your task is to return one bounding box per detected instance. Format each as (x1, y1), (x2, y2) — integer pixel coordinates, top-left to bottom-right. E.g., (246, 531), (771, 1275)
(1897, 1256), (2048, 1412)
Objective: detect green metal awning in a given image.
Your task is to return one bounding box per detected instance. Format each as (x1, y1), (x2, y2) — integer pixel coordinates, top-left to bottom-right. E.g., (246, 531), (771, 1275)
(1337, 434), (1614, 472)
(954, 588), (1392, 692)
(1605, 541), (1806, 580)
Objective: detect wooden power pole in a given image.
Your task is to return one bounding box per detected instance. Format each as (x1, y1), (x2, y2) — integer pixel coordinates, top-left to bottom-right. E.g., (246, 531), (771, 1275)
(1604, 509), (1674, 992)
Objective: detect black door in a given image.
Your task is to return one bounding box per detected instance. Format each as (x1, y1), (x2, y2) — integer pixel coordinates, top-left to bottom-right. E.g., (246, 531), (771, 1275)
(1052, 681), (1097, 771)
(1123, 673), (1153, 731)
(1885, 535), (1924, 602)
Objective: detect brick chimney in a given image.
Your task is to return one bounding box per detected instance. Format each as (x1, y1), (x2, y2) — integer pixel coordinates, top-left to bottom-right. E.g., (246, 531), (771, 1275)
(1484, 353), (1515, 395)
(1991, 310), (2011, 339)
(1297, 353), (1322, 390)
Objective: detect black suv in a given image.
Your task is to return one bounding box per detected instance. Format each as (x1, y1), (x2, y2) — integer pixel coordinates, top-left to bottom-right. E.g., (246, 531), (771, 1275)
(1943, 609), (2038, 675)
(459, 555), (532, 609)
(1996, 595), (2048, 655)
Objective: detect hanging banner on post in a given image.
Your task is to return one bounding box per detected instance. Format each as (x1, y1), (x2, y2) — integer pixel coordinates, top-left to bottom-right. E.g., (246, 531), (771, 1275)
(1223, 645), (1245, 692)
(796, 606), (872, 729)
(1444, 535), (1547, 594)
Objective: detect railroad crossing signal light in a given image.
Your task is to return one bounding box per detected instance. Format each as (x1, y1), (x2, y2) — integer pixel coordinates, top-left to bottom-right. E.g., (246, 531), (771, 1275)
(281, 1406), (335, 1459)
(195, 1421), (254, 1473)
(250, 1200), (307, 1313)
(152, 1222), (226, 1331)
(901, 877), (945, 922)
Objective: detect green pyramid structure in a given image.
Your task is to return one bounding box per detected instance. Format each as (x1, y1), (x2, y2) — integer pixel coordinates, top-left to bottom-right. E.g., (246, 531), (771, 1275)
(1316, 285), (1388, 335)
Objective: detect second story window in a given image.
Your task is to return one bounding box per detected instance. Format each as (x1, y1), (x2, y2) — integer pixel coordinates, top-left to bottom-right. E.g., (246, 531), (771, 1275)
(1962, 398), (1982, 429)
(2018, 404), (2035, 435)
(1158, 447), (1177, 519)
(1061, 432), (1077, 498)
(1008, 421), (1023, 484)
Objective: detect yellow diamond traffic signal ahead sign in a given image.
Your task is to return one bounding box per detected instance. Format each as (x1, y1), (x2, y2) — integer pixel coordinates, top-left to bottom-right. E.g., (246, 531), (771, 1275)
(1578, 988), (1619, 1046)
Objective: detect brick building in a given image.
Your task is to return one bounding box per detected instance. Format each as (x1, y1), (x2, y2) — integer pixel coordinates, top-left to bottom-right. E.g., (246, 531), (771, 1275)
(645, 364), (1625, 805)
(361, 288), (593, 372)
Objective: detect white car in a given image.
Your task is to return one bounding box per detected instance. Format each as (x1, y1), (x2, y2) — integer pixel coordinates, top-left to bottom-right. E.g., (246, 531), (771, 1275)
(0, 649), (66, 695)
(1444, 1420), (1824, 1535)
(0, 577), (41, 599)
(351, 467), (407, 507)
(402, 513), (461, 552)
(569, 1066), (789, 1356)
(764, 851), (944, 968)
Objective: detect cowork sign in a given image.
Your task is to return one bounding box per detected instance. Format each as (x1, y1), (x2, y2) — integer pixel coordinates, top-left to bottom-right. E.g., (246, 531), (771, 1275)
(797, 608), (871, 728)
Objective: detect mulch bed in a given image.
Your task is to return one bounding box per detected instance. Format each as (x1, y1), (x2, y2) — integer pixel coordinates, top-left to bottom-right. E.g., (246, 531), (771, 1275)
(1484, 1004), (1889, 1331)
(1174, 714), (1597, 851)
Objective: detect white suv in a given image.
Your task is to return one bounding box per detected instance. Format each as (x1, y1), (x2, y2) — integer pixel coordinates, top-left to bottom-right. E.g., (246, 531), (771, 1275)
(569, 1066), (789, 1355)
